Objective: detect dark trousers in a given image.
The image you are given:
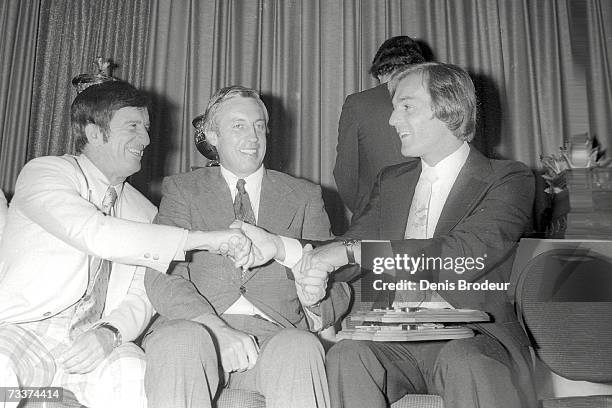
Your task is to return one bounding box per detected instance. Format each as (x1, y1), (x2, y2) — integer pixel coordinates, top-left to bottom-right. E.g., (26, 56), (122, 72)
(325, 334), (523, 408)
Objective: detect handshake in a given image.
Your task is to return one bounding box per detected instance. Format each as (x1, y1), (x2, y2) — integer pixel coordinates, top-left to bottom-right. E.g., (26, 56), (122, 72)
(191, 220), (353, 307)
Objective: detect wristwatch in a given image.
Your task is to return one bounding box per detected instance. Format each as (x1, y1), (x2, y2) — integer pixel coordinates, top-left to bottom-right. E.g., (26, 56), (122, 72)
(342, 239), (359, 265)
(94, 322), (122, 348)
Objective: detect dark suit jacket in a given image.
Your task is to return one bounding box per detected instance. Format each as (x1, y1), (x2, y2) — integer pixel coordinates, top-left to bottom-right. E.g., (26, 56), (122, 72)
(333, 84), (415, 219)
(346, 146), (537, 406)
(146, 167), (350, 338)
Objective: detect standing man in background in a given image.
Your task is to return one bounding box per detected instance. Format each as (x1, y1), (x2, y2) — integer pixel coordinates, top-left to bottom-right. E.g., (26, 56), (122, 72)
(0, 81), (250, 408)
(333, 35), (425, 221)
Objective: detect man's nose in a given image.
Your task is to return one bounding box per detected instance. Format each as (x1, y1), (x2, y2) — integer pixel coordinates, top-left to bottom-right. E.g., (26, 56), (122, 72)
(389, 109), (398, 127)
(248, 124), (260, 140)
(141, 129), (151, 147)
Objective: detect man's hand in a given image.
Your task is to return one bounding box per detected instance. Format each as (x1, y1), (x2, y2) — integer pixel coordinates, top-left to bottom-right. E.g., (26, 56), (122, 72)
(194, 314), (259, 373)
(58, 327), (115, 374)
(310, 241), (351, 269)
(229, 220), (285, 266)
(293, 244), (333, 306)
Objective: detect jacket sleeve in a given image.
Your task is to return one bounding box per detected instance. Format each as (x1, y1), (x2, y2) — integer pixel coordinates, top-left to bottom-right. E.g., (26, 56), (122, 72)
(145, 176), (217, 320)
(333, 95), (360, 213)
(301, 181), (350, 329)
(13, 157), (186, 272)
(301, 183), (334, 241)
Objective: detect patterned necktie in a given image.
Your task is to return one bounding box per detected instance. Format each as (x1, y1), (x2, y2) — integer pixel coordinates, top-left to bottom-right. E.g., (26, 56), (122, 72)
(233, 179), (256, 225)
(69, 186), (117, 339)
(394, 168), (446, 307)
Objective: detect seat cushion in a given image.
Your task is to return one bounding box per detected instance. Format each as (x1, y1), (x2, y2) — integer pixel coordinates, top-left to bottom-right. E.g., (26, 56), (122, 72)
(541, 395), (612, 408)
(216, 388), (266, 408)
(391, 394), (444, 408)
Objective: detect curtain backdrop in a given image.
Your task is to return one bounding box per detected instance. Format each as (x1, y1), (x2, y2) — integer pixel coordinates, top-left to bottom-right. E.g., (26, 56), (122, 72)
(4, 0), (611, 230)
(139, 0), (582, 230)
(586, 0), (612, 153)
(0, 0), (40, 196)
(27, 0), (150, 160)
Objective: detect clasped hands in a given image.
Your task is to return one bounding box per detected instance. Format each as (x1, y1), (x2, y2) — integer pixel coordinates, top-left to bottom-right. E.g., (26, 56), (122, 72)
(226, 221), (347, 307)
(201, 220), (283, 270)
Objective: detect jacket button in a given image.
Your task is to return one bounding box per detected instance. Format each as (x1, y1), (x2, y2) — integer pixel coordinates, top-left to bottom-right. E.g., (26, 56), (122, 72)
(43, 312), (51, 317)
(239, 286), (247, 294)
(144, 253), (151, 259)
(153, 254), (159, 260)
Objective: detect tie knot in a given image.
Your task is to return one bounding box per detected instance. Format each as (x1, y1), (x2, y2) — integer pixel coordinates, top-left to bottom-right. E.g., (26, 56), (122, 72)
(236, 179), (247, 194)
(102, 186), (117, 215)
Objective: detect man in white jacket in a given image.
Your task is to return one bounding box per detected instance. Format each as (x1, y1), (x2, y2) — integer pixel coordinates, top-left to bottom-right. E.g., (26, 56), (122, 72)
(0, 81), (250, 408)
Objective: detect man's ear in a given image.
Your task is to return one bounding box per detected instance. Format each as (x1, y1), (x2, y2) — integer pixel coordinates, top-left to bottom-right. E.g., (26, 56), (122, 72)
(84, 123), (105, 146)
(206, 130), (219, 147)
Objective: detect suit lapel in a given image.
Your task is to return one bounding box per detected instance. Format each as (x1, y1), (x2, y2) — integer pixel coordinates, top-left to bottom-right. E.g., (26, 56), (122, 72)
(195, 168), (236, 229)
(257, 169), (300, 232)
(244, 169), (299, 282)
(382, 160), (421, 240)
(434, 147), (492, 236)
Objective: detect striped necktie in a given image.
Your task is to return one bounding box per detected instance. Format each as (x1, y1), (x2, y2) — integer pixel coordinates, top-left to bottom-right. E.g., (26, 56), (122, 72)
(234, 179), (256, 225)
(69, 186), (117, 338)
(394, 168), (445, 307)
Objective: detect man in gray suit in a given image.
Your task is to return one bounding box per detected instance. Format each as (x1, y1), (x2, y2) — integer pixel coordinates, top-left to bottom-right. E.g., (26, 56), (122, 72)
(143, 86), (350, 408)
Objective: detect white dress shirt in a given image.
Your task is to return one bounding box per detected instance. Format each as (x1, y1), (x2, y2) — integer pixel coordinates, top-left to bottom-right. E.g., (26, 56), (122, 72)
(219, 165), (275, 320)
(219, 165), (321, 329)
(394, 142), (471, 309)
(417, 141), (470, 239)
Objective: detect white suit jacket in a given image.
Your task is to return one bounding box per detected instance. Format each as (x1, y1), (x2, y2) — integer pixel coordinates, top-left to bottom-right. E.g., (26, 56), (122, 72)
(0, 155), (185, 341)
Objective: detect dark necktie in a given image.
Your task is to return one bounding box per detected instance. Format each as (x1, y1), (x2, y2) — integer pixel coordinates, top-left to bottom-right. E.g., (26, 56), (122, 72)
(69, 186), (117, 339)
(233, 179), (256, 225)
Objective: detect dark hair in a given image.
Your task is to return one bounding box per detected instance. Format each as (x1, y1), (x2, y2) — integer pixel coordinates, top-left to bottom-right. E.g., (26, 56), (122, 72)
(71, 81), (149, 153)
(369, 36), (425, 79)
(201, 85), (268, 134)
(389, 62), (477, 141)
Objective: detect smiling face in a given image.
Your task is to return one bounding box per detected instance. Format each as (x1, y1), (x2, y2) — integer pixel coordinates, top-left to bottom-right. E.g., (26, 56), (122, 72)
(206, 96), (267, 177)
(389, 73), (462, 166)
(85, 106), (150, 184)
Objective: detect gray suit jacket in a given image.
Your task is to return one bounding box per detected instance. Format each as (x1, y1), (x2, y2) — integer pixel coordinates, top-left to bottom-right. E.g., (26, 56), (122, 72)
(146, 167), (350, 337)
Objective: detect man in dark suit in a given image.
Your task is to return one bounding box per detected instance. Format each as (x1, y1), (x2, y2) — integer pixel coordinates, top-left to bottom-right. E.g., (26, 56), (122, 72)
(143, 86), (350, 408)
(333, 36), (425, 221)
(240, 63), (537, 407)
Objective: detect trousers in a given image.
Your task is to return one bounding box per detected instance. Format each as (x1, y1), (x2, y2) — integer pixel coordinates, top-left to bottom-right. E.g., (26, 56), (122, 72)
(0, 322), (146, 408)
(143, 317), (331, 408)
(326, 334), (523, 408)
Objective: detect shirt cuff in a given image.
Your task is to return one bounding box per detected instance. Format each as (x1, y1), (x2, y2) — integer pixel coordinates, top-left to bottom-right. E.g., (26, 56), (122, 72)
(277, 236), (303, 268)
(172, 229), (189, 261)
(303, 306), (323, 331)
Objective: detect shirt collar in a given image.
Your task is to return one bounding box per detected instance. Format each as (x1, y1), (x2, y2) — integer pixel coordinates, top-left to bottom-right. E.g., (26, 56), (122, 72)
(219, 164), (265, 193)
(420, 142), (470, 182)
(77, 154), (125, 198)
